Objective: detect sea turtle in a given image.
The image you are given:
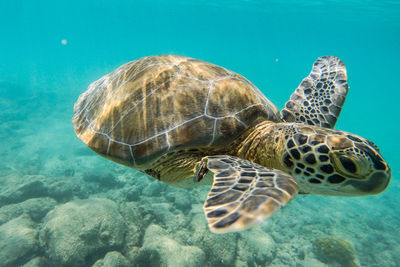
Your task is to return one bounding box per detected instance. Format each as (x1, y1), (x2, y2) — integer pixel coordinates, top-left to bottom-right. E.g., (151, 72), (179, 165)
(73, 55), (391, 233)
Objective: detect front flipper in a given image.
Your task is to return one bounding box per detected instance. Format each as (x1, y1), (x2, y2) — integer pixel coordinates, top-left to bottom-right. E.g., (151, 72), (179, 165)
(281, 56), (349, 128)
(197, 155), (298, 233)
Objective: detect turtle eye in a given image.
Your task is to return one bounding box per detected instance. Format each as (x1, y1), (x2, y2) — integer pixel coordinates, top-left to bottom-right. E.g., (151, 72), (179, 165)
(338, 156), (357, 174)
(332, 153), (364, 178)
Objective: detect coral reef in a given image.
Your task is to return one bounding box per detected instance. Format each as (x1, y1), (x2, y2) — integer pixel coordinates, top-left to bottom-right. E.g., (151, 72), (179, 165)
(92, 251), (131, 267)
(39, 198), (126, 266)
(236, 227), (276, 266)
(133, 224), (206, 267)
(0, 197), (56, 224)
(0, 215), (38, 267)
(313, 237), (359, 267)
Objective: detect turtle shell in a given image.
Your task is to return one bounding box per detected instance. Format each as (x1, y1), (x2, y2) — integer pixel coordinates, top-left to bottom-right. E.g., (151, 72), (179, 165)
(73, 55), (280, 166)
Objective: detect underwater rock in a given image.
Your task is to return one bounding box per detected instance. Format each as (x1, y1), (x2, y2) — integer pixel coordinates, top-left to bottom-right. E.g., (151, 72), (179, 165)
(0, 214), (39, 267)
(21, 257), (49, 267)
(118, 202), (148, 247)
(83, 171), (123, 188)
(124, 246), (141, 264)
(112, 173), (152, 202)
(92, 251), (131, 267)
(186, 210), (238, 267)
(302, 256), (328, 267)
(139, 200), (189, 231)
(47, 179), (88, 202)
(194, 230), (237, 267)
(272, 249), (302, 267)
(124, 171), (153, 187)
(119, 185), (141, 201)
(143, 181), (167, 196)
(313, 237), (359, 267)
(40, 198), (126, 267)
(237, 227), (277, 265)
(0, 175), (48, 207)
(165, 189), (192, 212)
(134, 224), (205, 267)
(0, 197), (57, 225)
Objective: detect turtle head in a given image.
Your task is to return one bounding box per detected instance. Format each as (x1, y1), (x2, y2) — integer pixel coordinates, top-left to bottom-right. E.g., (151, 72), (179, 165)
(280, 124), (391, 196)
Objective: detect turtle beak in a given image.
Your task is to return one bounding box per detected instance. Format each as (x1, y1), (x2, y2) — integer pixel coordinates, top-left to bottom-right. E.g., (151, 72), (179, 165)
(343, 167), (391, 195)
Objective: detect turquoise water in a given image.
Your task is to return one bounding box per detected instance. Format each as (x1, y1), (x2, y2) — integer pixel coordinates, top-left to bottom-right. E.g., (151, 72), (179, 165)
(0, 1), (399, 266)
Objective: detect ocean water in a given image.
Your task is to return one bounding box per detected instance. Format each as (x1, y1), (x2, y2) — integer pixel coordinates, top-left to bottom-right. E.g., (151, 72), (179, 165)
(0, 0), (399, 266)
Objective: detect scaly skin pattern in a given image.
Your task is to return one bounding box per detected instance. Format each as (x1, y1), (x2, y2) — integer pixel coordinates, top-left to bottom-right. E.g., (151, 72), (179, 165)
(234, 121), (391, 196)
(147, 119), (391, 198)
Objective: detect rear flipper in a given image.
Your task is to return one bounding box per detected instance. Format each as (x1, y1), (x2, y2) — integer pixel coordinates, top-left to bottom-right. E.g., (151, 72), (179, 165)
(196, 155), (298, 233)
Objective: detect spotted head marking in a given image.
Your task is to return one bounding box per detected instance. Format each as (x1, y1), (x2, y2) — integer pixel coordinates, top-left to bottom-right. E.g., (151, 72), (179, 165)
(281, 125), (391, 196)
